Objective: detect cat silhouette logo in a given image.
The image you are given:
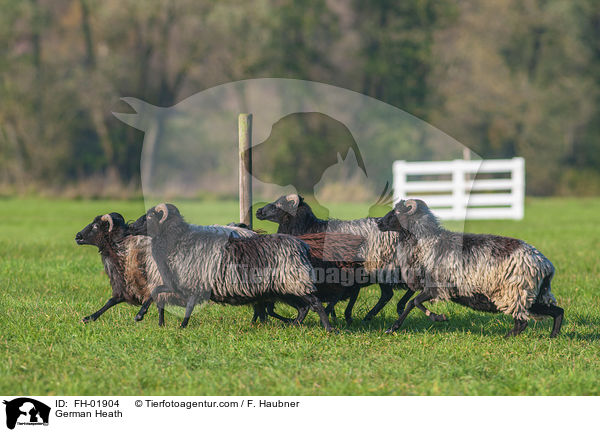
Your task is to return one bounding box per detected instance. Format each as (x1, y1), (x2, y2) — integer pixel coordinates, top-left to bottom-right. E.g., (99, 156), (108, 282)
(3, 398), (50, 429)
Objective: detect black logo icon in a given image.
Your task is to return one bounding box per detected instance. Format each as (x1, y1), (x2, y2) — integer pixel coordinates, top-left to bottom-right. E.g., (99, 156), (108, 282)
(3, 398), (50, 430)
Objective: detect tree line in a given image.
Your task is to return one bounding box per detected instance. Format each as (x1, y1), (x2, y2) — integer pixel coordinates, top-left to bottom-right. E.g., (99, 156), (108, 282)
(0, 0), (598, 197)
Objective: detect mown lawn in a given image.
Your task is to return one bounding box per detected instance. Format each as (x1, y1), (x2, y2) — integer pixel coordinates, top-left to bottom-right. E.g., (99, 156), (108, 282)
(0, 197), (598, 395)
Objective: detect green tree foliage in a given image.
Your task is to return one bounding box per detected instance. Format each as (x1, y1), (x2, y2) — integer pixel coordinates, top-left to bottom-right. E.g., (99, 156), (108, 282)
(0, 0), (598, 196)
(353, 0), (455, 119)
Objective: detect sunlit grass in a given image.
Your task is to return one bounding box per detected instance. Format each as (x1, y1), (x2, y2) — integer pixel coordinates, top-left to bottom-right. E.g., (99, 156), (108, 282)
(0, 197), (598, 395)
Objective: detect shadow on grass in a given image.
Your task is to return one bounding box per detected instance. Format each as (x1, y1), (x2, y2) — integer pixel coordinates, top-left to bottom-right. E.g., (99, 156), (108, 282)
(338, 313), (514, 337)
(266, 309), (600, 341)
(559, 312), (600, 342)
(156, 302), (598, 341)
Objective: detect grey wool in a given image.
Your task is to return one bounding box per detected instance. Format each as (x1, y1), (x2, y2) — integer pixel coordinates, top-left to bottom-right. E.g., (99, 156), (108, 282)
(256, 194), (443, 323)
(377, 199), (563, 337)
(139, 203), (332, 330)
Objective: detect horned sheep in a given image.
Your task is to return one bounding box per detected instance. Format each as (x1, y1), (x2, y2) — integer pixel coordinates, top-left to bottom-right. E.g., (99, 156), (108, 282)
(135, 203), (333, 330)
(75, 213), (186, 323)
(377, 199), (564, 337)
(75, 212), (256, 325)
(256, 194), (443, 323)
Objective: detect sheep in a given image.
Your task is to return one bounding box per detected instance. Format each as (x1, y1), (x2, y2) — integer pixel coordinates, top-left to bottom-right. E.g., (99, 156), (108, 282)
(127, 216), (298, 325)
(377, 199), (564, 337)
(133, 219), (363, 326)
(75, 213), (257, 325)
(75, 213), (186, 323)
(252, 231), (366, 324)
(256, 194), (443, 323)
(135, 203), (332, 330)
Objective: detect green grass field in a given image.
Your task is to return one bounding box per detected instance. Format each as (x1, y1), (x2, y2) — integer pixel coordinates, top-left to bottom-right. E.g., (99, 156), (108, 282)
(1, 197), (598, 395)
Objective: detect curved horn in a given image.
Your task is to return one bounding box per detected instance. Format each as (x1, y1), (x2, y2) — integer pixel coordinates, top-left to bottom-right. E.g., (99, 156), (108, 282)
(101, 214), (114, 232)
(286, 194), (300, 207)
(155, 203), (169, 224)
(405, 199), (418, 215)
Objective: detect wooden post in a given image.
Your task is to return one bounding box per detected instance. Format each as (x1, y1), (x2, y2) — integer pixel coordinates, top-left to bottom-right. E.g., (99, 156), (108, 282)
(238, 113), (253, 228)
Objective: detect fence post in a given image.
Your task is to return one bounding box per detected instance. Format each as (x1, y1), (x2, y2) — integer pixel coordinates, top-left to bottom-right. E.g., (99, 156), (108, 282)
(238, 113), (253, 228)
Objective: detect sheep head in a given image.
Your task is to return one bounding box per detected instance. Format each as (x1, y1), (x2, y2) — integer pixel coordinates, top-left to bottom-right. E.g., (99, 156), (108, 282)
(377, 199), (428, 233)
(145, 203), (182, 237)
(75, 213), (127, 248)
(256, 194), (304, 222)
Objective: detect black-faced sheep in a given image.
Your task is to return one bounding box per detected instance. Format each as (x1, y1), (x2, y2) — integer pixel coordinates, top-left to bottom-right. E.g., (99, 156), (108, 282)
(75, 213), (186, 323)
(256, 194), (442, 323)
(76, 213), (258, 325)
(135, 203), (332, 330)
(377, 199), (564, 337)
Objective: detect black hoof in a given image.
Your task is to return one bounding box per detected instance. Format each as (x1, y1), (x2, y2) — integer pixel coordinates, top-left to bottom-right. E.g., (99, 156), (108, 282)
(81, 316), (93, 323)
(385, 328), (396, 334)
(134, 314), (144, 322)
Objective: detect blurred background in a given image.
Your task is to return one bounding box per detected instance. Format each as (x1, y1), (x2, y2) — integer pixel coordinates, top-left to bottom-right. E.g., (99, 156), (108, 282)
(0, 0), (598, 199)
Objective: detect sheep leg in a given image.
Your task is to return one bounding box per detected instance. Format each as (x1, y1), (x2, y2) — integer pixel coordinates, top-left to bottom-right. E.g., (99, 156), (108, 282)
(266, 302), (294, 324)
(396, 289), (413, 315)
(343, 287), (360, 325)
(134, 298), (153, 321)
(180, 294), (198, 329)
(396, 288), (447, 321)
(82, 296), (124, 323)
(254, 302), (294, 324)
(252, 303), (268, 323)
(135, 285), (169, 322)
(505, 318), (528, 337)
(363, 283), (394, 321)
(158, 306), (165, 327)
(413, 294), (447, 322)
(305, 294), (333, 332)
(385, 290), (432, 333)
(292, 305), (310, 325)
(325, 302), (337, 321)
(529, 303), (564, 338)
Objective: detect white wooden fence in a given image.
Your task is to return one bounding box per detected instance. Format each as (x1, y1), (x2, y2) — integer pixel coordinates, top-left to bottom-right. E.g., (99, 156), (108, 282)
(392, 157), (525, 220)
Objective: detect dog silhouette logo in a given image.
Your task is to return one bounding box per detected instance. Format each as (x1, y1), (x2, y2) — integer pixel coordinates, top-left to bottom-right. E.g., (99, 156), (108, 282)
(3, 398), (50, 429)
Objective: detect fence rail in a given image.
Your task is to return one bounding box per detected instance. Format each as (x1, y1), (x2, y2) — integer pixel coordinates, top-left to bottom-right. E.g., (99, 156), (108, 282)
(392, 157), (525, 220)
